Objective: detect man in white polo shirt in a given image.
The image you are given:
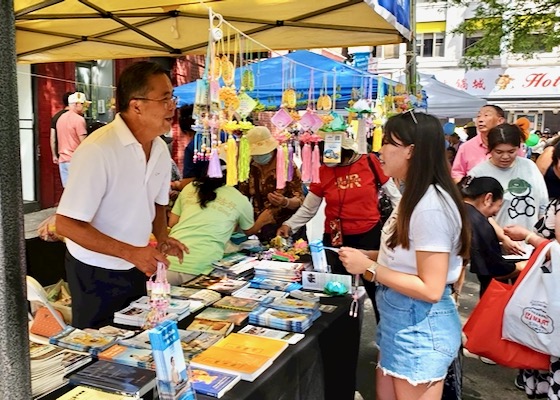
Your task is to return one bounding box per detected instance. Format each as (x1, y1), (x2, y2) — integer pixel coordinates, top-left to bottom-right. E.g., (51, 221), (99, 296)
(56, 62), (187, 329)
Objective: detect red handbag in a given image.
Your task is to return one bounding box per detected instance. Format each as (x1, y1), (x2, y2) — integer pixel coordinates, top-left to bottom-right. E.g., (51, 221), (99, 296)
(463, 240), (551, 370)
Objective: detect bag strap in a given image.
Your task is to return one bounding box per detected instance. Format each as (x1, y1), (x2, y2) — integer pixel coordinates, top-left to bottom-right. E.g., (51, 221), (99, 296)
(366, 154), (382, 190)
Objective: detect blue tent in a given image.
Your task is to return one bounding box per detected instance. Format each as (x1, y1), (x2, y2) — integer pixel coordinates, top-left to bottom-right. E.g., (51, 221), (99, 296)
(174, 50), (395, 109)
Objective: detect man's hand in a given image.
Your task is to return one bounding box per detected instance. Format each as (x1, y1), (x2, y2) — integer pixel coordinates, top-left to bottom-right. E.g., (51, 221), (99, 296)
(128, 246), (170, 276)
(277, 224), (291, 238)
(52, 156), (59, 164)
(158, 237), (189, 263)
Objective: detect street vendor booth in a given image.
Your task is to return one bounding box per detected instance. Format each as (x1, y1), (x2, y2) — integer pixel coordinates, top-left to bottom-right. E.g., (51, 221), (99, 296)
(5, 0), (413, 398)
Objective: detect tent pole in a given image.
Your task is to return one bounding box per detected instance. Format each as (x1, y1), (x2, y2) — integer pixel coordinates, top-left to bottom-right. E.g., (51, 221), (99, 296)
(1, 1), (32, 398)
(406, 0), (417, 94)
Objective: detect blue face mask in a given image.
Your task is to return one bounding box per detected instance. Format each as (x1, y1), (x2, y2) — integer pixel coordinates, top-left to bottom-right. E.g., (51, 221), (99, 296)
(253, 153), (273, 165)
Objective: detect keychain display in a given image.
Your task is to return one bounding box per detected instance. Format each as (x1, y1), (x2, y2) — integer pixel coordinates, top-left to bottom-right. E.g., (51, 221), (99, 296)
(143, 262), (171, 330)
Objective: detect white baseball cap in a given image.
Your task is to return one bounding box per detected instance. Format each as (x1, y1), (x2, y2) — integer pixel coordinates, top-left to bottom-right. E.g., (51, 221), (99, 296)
(68, 92), (89, 104)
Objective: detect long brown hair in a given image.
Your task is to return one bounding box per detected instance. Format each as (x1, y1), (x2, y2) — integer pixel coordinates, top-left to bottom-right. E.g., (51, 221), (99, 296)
(384, 112), (471, 258)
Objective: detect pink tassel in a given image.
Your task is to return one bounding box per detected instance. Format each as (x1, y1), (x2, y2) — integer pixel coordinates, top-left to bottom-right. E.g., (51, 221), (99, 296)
(311, 143), (321, 183)
(276, 145), (286, 189)
(301, 143), (312, 182)
(207, 149), (222, 178)
(287, 144), (294, 181)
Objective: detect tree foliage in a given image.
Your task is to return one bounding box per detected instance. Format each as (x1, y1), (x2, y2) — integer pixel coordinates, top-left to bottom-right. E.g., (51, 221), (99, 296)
(449, 0), (560, 68)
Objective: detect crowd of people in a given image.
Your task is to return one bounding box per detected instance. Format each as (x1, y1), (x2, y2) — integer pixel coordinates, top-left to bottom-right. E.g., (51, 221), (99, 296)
(52, 60), (560, 400)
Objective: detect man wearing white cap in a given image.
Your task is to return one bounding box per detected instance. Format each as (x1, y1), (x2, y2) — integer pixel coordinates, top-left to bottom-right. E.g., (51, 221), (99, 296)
(55, 91), (88, 186)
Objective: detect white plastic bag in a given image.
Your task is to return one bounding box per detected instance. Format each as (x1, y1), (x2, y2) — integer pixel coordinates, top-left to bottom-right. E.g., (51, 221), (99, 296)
(503, 241), (560, 357)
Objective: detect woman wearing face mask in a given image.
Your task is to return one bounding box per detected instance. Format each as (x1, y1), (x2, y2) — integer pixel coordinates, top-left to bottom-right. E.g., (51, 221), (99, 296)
(469, 123), (548, 255)
(277, 132), (401, 317)
(237, 126), (305, 244)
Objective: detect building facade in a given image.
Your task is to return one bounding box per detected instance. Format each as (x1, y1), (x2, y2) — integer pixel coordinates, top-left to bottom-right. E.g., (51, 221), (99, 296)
(349, 1), (560, 131)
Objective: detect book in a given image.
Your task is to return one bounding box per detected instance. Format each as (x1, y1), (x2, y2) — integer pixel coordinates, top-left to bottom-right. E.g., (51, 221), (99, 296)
(248, 307), (316, 333)
(213, 296), (260, 312)
(232, 287), (289, 301)
(49, 326), (117, 355)
(249, 277), (302, 292)
(212, 252), (254, 268)
(190, 367), (240, 398)
(98, 344), (155, 370)
(179, 330), (224, 358)
(260, 297), (320, 315)
(150, 322), (197, 400)
(186, 319), (234, 336)
(66, 360), (156, 398)
(182, 275), (250, 295)
(212, 333), (288, 361)
(56, 385), (137, 399)
(148, 320), (196, 400)
(169, 286), (202, 300)
(190, 346), (273, 382)
(113, 305), (183, 328)
(131, 296), (192, 316)
(187, 289), (222, 306)
(237, 324), (305, 345)
(195, 307), (249, 326)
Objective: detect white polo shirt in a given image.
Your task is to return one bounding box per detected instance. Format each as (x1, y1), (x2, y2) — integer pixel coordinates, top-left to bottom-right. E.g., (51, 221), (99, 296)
(57, 113), (171, 270)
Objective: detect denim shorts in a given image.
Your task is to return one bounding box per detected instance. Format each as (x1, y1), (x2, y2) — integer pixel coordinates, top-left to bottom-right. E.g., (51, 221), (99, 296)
(375, 284), (461, 384)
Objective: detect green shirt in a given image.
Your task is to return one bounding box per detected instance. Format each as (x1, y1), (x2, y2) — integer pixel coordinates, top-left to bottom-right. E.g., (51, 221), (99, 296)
(168, 184), (254, 275)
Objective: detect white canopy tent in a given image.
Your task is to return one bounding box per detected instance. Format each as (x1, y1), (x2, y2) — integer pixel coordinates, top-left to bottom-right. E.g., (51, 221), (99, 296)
(414, 73), (487, 119)
(397, 73), (487, 119)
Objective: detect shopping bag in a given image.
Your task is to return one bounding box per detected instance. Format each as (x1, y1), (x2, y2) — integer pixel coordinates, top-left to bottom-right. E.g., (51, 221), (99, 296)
(463, 240), (551, 370)
(503, 240), (560, 357)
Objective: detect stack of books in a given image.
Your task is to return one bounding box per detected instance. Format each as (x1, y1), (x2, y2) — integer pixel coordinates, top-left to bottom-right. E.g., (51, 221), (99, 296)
(56, 385), (138, 399)
(190, 333), (288, 382)
(231, 287), (289, 301)
(66, 360), (157, 399)
(113, 305), (182, 327)
(213, 295), (260, 312)
(248, 298), (321, 333)
(194, 307), (249, 327)
(189, 367), (240, 398)
(252, 260), (309, 282)
(130, 296), (193, 319)
(237, 324), (305, 345)
(97, 344), (155, 370)
(182, 275), (250, 295)
(249, 276), (302, 292)
(30, 342), (91, 398)
(211, 253), (257, 278)
(48, 326), (118, 356)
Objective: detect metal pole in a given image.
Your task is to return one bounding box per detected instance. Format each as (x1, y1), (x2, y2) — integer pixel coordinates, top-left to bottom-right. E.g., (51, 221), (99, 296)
(406, 0), (417, 94)
(0, 1), (32, 398)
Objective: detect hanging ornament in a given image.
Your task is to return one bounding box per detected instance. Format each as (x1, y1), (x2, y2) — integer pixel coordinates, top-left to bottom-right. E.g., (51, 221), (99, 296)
(237, 135), (251, 182)
(301, 142), (312, 182)
(208, 148), (223, 178)
(226, 134), (238, 186)
(222, 55), (235, 86)
(242, 69), (255, 91)
(311, 143), (321, 183)
(276, 144), (286, 190)
(143, 262), (170, 330)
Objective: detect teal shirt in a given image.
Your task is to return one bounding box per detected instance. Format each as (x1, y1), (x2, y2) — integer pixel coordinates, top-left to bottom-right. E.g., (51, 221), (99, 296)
(168, 184), (254, 275)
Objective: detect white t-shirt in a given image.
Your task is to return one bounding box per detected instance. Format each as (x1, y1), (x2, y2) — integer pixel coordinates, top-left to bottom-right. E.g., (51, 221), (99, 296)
(57, 114), (171, 270)
(377, 185), (463, 284)
(469, 157), (548, 230)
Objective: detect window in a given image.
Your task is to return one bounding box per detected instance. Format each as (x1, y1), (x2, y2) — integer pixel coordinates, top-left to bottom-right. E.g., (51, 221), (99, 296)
(463, 33), (500, 56)
(512, 33), (553, 54)
(416, 33), (445, 57)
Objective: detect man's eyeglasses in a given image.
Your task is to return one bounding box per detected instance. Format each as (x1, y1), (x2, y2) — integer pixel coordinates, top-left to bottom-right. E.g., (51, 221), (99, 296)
(133, 95), (178, 108)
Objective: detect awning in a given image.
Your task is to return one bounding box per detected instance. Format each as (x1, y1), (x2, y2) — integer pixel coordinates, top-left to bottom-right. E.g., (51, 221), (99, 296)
(15, 0), (411, 64)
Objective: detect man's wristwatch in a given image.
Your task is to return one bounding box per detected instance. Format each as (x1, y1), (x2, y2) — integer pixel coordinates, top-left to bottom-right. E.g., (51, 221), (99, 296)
(363, 262), (379, 283)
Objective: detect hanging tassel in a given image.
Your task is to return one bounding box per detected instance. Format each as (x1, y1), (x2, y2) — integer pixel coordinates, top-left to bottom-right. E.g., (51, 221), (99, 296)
(373, 125), (383, 153)
(226, 134), (238, 186)
(283, 143), (289, 179)
(311, 143), (321, 183)
(207, 148), (222, 178)
(276, 145), (286, 190)
(287, 143), (294, 181)
(301, 143), (312, 182)
(237, 135), (251, 182)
